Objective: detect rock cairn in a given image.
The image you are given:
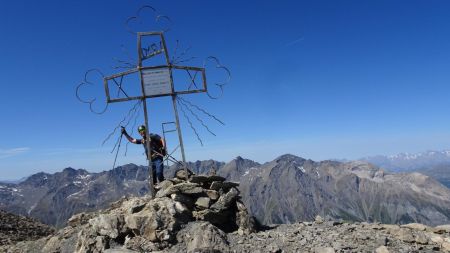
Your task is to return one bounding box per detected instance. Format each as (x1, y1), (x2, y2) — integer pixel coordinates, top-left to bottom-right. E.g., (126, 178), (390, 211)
(1, 170), (256, 253)
(156, 169), (257, 235)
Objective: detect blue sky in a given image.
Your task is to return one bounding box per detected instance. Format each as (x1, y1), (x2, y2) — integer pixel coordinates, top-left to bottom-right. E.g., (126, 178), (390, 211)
(1, 0), (450, 180)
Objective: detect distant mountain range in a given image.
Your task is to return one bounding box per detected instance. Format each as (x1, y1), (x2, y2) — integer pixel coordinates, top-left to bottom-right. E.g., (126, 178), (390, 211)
(361, 150), (450, 188)
(1, 154), (450, 228)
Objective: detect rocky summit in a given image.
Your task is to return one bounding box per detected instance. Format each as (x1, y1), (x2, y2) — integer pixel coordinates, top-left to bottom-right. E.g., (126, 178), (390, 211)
(1, 170), (256, 253)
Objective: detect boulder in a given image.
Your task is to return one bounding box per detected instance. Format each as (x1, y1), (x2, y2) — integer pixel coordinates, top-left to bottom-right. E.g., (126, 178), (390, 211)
(442, 242), (450, 253)
(190, 175), (211, 184)
(400, 223), (429, 231)
(210, 187), (239, 211)
(171, 193), (195, 209)
(315, 215), (324, 224)
(434, 225), (450, 234)
(205, 190), (219, 200)
(375, 246), (389, 253)
(155, 180), (174, 191)
(176, 221), (229, 253)
(210, 181), (238, 191)
(68, 213), (92, 227)
(124, 197), (191, 242)
(396, 229), (415, 243)
(236, 210), (257, 235)
(195, 197), (211, 209)
(175, 169), (193, 180)
(89, 214), (125, 239)
(123, 235), (159, 252)
(156, 182), (203, 198)
(315, 246), (335, 253)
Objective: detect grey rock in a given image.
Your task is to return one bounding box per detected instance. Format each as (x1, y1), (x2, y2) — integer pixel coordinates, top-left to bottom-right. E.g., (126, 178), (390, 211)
(124, 235), (160, 252)
(176, 221), (228, 253)
(209, 181), (239, 191)
(171, 193), (195, 209)
(315, 215), (324, 224)
(68, 212), (92, 227)
(315, 246), (335, 253)
(414, 232), (429, 244)
(196, 197), (211, 209)
(190, 175), (213, 184)
(89, 214), (125, 239)
(175, 169), (193, 180)
(236, 210), (257, 235)
(433, 224), (450, 234)
(155, 180), (174, 191)
(375, 246), (389, 253)
(205, 190), (219, 200)
(397, 229), (415, 243)
(210, 187), (239, 211)
(156, 182), (203, 198)
(104, 249), (138, 253)
(442, 242), (450, 252)
(401, 223), (429, 231)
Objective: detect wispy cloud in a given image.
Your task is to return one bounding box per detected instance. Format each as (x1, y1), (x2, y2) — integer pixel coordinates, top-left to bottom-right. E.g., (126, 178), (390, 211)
(285, 36), (305, 47)
(0, 147), (30, 159)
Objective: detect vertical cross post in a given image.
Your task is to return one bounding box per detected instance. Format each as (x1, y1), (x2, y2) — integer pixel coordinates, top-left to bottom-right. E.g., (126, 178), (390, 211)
(159, 34), (189, 179)
(137, 34), (155, 197)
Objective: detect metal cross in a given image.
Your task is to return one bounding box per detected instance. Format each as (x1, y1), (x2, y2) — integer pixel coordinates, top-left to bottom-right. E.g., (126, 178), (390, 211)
(103, 31), (208, 197)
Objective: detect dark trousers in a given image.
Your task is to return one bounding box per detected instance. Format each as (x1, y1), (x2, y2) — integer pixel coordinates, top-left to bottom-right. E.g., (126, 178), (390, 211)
(152, 157), (164, 184)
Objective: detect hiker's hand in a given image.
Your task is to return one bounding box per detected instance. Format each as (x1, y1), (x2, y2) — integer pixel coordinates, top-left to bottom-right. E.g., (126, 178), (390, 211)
(121, 127), (127, 134)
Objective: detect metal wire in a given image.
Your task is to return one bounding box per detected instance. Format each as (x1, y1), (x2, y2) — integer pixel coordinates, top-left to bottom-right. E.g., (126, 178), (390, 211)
(112, 57), (136, 70)
(124, 107), (140, 156)
(203, 56), (231, 99)
(125, 5), (172, 35)
(177, 97), (216, 136)
(112, 45), (137, 70)
(171, 41), (196, 65)
(111, 133), (123, 170)
(186, 69), (200, 91)
(177, 96), (225, 125)
(177, 99), (203, 146)
(75, 69), (108, 114)
(102, 100), (142, 146)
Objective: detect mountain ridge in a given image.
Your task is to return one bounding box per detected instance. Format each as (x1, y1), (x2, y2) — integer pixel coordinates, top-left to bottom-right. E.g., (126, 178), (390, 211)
(1, 154), (450, 228)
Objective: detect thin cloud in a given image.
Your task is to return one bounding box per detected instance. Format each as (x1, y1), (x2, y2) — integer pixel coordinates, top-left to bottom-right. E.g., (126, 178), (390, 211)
(0, 147), (30, 159)
(284, 36), (304, 47)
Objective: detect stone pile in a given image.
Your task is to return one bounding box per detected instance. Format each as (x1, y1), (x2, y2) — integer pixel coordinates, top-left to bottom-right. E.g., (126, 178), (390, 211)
(0, 170), (256, 253)
(156, 169), (256, 235)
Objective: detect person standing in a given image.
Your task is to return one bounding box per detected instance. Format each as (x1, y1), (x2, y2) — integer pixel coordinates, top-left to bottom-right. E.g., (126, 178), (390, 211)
(121, 125), (166, 184)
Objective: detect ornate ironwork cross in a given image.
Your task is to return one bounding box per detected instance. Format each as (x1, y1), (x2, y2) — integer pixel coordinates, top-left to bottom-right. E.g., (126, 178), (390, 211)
(103, 31), (208, 197)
